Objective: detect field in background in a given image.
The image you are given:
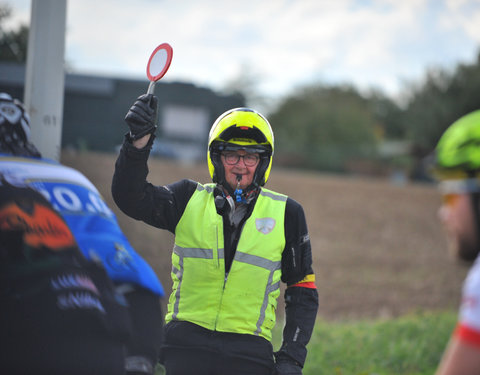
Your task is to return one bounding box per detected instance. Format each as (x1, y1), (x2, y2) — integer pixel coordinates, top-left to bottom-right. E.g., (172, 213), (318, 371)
(61, 151), (469, 321)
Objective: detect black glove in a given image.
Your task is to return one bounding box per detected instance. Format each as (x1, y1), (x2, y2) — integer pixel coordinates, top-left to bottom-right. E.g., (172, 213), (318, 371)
(274, 358), (302, 375)
(124, 94), (158, 140)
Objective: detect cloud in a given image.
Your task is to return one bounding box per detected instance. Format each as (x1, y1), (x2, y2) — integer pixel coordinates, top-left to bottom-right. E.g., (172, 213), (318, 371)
(5, 0), (480, 102)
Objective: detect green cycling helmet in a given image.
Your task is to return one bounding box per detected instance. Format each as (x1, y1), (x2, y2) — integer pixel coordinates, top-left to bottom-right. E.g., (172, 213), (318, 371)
(433, 109), (480, 181)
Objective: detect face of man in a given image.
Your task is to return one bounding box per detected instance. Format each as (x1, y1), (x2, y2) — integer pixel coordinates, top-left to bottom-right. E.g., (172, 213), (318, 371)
(438, 193), (480, 262)
(221, 149), (259, 191)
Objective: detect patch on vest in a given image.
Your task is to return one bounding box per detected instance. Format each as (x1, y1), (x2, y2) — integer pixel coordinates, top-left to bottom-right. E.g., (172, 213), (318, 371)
(255, 217), (276, 234)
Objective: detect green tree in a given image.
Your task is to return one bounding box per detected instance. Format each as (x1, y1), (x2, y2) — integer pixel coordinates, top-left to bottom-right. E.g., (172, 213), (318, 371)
(269, 84), (378, 172)
(368, 89), (407, 140)
(403, 50), (480, 156)
(0, 4), (28, 63)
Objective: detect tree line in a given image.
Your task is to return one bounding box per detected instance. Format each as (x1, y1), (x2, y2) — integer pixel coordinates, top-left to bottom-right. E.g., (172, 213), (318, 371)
(267, 53), (480, 178)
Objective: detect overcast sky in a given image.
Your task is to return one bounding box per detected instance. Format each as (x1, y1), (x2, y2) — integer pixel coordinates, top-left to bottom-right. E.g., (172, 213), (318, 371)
(5, 0), (480, 107)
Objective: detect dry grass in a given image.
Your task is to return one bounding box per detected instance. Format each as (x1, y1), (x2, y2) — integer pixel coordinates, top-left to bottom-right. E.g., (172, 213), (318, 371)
(61, 151), (468, 321)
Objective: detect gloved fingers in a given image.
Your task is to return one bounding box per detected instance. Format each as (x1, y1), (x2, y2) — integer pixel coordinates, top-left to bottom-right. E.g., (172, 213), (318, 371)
(132, 100), (154, 116)
(127, 105), (152, 123)
(125, 106), (151, 124)
(136, 94), (158, 111)
(125, 113), (148, 128)
(124, 94), (158, 139)
(125, 100), (157, 126)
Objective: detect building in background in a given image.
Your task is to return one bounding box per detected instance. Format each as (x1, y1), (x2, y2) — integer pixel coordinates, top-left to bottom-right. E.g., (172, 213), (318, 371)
(0, 62), (244, 162)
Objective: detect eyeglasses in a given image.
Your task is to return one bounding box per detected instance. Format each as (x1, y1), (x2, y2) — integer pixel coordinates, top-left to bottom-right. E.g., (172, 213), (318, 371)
(222, 152), (259, 167)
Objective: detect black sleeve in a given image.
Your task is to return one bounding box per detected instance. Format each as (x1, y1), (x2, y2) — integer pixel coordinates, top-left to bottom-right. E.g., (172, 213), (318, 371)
(111, 135), (197, 233)
(276, 286), (318, 368)
(281, 197), (314, 285)
(276, 197), (319, 368)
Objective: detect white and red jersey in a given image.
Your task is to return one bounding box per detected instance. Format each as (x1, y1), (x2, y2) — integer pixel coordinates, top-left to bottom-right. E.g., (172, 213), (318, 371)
(455, 256), (480, 347)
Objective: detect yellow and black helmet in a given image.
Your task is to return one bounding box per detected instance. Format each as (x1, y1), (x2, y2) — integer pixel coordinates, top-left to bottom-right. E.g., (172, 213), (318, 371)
(207, 108), (274, 188)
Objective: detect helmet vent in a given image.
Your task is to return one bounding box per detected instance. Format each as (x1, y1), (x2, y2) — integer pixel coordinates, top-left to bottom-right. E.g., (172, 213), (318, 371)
(218, 125), (267, 144)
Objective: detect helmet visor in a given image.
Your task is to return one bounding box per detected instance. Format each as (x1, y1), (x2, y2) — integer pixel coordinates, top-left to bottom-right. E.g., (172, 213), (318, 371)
(210, 141), (270, 155)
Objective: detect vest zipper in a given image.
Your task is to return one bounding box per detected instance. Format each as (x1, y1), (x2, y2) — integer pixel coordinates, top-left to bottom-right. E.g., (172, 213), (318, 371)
(214, 272), (229, 330)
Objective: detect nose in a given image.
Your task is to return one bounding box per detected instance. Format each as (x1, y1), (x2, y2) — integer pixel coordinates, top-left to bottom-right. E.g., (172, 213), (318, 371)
(237, 156), (247, 166)
(230, 154), (248, 167)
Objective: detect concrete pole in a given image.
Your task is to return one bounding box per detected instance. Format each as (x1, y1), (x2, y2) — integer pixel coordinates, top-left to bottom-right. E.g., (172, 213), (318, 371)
(23, 0), (67, 161)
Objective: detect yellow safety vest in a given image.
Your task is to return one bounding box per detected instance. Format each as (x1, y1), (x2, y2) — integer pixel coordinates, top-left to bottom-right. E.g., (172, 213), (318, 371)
(165, 183), (287, 341)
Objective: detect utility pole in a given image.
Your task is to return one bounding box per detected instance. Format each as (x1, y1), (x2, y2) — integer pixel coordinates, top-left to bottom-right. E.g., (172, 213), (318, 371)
(24, 0), (67, 161)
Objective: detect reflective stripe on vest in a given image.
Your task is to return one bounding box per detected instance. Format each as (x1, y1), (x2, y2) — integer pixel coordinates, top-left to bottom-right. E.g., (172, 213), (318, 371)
(166, 183), (287, 341)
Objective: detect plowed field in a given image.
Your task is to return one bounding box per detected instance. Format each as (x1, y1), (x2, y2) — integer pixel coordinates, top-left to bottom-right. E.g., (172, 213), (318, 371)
(62, 151), (468, 321)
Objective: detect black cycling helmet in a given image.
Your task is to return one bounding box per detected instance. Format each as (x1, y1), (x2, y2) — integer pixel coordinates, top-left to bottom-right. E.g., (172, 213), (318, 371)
(0, 93), (41, 157)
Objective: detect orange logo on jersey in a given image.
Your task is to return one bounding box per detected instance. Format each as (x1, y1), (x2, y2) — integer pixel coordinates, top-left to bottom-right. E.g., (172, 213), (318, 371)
(0, 202), (75, 250)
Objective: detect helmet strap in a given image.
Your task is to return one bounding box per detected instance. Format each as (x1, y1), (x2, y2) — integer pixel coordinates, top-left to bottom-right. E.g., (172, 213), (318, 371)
(251, 154), (270, 187)
(211, 150), (226, 185)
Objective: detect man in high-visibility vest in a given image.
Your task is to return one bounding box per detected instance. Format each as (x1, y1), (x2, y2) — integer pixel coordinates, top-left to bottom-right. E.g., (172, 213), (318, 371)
(113, 94), (319, 375)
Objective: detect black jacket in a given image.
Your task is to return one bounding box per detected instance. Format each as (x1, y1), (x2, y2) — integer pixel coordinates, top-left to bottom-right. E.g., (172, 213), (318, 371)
(112, 137), (318, 367)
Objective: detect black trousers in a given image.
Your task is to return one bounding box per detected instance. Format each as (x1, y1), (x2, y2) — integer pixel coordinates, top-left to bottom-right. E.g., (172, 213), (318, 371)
(161, 321), (275, 375)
